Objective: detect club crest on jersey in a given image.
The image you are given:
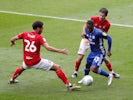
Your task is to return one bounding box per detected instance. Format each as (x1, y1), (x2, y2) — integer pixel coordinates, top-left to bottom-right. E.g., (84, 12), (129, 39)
(89, 35), (95, 39)
(102, 32), (107, 36)
(92, 36), (95, 39)
(103, 26), (106, 29)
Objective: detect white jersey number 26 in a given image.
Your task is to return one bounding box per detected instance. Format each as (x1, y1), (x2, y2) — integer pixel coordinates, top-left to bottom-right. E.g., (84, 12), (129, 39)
(24, 39), (37, 52)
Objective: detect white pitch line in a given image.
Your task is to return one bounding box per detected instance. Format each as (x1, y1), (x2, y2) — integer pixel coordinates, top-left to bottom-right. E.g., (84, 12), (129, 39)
(0, 10), (133, 28)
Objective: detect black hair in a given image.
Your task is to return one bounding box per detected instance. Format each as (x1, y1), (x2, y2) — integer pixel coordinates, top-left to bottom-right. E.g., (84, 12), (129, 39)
(32, 20), (44, 30)
(99, 8), (108, 16)
(87, 20), (94, 27)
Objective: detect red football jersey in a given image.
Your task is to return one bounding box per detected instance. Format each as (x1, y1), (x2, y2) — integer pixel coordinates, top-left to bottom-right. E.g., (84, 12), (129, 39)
(90, 16), (110, 33)
(18, 31), (46, 66)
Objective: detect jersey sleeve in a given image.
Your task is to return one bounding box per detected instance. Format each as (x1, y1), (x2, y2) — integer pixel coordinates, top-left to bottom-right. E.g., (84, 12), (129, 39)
(101, 32), (112, 52)
(39, 36), (47, 45)
(104, 23), (110, 33)
(17, 32), (24, 39)
(90, 16), (93, 20)
(90, 16), (95, 21)
(97, 29), (104, 37)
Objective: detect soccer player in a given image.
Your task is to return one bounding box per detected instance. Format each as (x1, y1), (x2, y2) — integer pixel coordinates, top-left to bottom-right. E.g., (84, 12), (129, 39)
(72, 8), (120, 78)
(78, 20), (113, 86)
(9, 20), (80, 91)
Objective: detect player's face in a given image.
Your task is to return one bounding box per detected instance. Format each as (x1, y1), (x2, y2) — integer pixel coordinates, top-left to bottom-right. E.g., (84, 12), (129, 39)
(86, 23), (94, 33)
(99, 12), (106, 22)
(38, 27), (43, 34)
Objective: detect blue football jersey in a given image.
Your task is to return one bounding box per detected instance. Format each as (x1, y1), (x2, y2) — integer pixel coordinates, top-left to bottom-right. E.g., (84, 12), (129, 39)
(85, 27), (107, 55)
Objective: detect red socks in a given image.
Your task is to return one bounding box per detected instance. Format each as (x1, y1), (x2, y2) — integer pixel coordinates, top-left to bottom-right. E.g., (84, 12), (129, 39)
(11, 67), (71, 86)
(56, 69), (70, 85)
(75, 60), (81, 71)
(11, 67), (24, 80)
(106, 63), (112, 72)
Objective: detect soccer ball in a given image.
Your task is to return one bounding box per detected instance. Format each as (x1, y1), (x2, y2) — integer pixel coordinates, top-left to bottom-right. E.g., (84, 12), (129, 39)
(82, 75), (93, 86)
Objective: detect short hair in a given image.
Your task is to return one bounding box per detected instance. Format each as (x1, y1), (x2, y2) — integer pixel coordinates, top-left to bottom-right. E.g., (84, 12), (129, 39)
(99, 8), (108, 16)
(87, 20), (94, 27)
(32, 20), (44, 30)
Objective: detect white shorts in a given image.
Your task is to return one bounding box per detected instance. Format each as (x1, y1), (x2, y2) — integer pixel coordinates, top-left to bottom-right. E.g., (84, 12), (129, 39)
(22, 58), (54, 71)
(77, 39), (90, 55)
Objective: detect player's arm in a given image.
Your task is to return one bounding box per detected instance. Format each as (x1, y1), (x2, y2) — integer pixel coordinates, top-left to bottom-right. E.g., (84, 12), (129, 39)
(81, 23), (87, 38)
(104, 23), (110, 33)
(82, 18), (91, 38)
(82, 17), (92, 38)
(10, 35), (19, 46)
(102, 33), (112, 57)
(42, 42), (68, 55)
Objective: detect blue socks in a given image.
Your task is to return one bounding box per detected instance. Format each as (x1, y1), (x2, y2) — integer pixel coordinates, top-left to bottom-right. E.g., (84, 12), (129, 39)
(84, 67), (109, 77)
(97, 68), (109, 77)
(84, 68), (90, 76)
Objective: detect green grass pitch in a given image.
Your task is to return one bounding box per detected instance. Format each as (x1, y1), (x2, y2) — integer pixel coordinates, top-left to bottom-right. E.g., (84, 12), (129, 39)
(0, 0), (133, 100)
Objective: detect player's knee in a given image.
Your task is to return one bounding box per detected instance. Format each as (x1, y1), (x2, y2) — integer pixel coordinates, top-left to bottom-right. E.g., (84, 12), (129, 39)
(57, 65), (61, 69)
(104, 58), (110, 64)
(20, 67), (25, 71)
(51, 64), (61, 71)
(77, 54), (84, 62)
(91, 66), (98, 73)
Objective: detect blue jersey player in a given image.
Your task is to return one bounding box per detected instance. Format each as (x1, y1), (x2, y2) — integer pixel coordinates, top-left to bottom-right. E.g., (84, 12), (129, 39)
(78, 20), (113, 86)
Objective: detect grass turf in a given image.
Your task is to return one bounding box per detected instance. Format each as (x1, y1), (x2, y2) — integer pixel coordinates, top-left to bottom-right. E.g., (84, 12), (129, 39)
(0, 0), (133, 100)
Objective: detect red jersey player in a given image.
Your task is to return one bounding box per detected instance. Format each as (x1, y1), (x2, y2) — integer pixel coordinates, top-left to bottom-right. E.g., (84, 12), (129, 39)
(10, 20), (80, 91)
(72, 8), (120, 79)
(90, 15), (110, 33)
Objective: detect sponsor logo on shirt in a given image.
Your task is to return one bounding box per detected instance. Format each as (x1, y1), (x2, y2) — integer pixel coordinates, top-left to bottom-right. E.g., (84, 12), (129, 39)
(26, 56), (33, 60)
(28, 33), (35, 38)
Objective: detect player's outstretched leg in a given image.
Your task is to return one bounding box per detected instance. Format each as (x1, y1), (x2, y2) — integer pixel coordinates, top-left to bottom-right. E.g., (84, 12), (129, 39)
(78, 68), (89, 84)
(72, 60), (81, 78)
(51, 64), (81, 91)
(91, 66), (114, 86)
(104, 58), (120, 78)
(78, 63), (91, 84)
(10, 67), (25, 84)
(72, 54), (84, 78)
(72, 39), (90, 78)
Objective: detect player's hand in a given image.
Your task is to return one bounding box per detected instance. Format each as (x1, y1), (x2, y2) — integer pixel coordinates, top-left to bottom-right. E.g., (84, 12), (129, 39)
(10, 41), (15, 46)
(81, 34), (86, 38)
(107, 51), (112, 57)
(81, 34), (88, 39)
(61, 49), (69, 55)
